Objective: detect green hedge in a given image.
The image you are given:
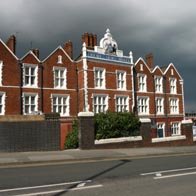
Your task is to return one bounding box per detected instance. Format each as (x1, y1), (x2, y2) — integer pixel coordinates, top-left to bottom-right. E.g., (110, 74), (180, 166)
(64, 120), (79, 149)
(95, 112), (141, 140)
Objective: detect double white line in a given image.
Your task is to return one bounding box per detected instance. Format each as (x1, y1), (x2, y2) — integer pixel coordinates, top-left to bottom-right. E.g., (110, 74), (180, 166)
(140, 166), (196, 179)
(0, 180), (103, 195)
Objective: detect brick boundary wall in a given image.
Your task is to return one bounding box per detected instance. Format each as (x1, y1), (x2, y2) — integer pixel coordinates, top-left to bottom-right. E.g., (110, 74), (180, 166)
(0, 114), (61, 152)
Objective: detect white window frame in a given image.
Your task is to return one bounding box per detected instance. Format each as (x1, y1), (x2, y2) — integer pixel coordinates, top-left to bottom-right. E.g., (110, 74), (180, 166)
(171, 122), (181, 136)
(93, 94), (108, 114)
(170, 98), (179, 114)
(137, 97), (149, 115)
(23, 93), (38, 115)
(0, 92), (6, 115)
(138, 74), (147, 92)
(23, 64), (38, 88)
(156, 97), (164, 115)
(0, 61), (3, 86)
(154, 76), (163, 93)
(170, 78), (177, 94)
(52, 94), (70, 117)
(115, 96), (129, 112)
(53, 66), (67, 89)
(94, 67), (106, 89)
(157, 122), (165, 137)
(116, 71), (126, 90)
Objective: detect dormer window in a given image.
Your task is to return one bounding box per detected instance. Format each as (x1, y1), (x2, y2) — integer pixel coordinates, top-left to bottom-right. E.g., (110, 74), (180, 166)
(57, 55), (63, 64)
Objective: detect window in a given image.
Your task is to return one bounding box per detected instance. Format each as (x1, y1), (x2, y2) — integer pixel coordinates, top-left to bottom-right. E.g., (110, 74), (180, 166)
(23, 64), (38, 87)
(93, 95), (108, 113)
(156, 97), (164, 115)
(154, 76), (163, 93)
(23, 93), (38, 114)
(171, 122), (181, 135)
(0, 92), (5, 115)
(157, 123), (165, 137)
(116, 71), (126, 90)
(53, 67), (67, 89)
(0, 61), (3, 86)
(170, 78), (177, 94)
(137, 97), (149, 115)
(115, 96), (129, 112)
(94, 68), (105, 89)
(52, 95), (70, 116)
(170, 98), (179, 114)
(138, 74), (147, 92)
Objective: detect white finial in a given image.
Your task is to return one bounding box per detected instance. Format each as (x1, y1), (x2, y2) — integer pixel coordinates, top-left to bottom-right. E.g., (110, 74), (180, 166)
(129, 51), (133, 64)
(83, 42), (86, 47)
(106, 28), (110, 34)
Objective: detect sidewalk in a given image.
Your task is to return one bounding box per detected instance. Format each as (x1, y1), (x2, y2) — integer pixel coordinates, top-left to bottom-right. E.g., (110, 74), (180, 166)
(0, 146), (196, 166)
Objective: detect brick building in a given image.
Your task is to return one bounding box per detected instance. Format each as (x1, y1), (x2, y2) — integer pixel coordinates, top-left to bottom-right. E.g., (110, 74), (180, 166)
(0, 29), (185, 138)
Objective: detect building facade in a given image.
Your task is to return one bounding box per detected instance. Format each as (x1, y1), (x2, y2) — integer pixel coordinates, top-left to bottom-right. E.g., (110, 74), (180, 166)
(0, 29), (185, 138)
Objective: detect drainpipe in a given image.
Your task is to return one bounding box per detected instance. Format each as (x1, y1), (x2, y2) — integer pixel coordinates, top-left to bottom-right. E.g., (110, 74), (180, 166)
(180, 79), (185, 120)
(18, 60), (23, 114)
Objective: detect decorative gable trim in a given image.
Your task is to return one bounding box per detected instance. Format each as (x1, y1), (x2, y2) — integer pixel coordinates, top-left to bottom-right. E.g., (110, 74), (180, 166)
(0, 39), (18, 60)
(20, 51), (40, 63)
(152, 65), (164, 75)
(134, 57), (152, 73)
(164, 63), (183, 80)
(42, 46), (73, 63)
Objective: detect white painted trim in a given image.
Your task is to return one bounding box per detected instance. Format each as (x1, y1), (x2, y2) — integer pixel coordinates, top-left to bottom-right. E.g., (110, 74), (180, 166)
(134, 57), (152, 73)
(20, 50), (40, 62)
(181, 119), (192, 124)
(95, 136), (142, 144)
(152, 135), (186, 143)
(163, 63), (183, 80)
(0, 39), (18, 60)
(152, 65), (164, 75)
(42, 46), (73, 63)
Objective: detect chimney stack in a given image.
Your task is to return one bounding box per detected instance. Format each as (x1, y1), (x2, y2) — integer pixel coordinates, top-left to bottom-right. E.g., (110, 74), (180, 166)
(6, 35), (16, 54)
(32, 49), (40, 59)
(145, 53), (154, 69)
(64, 40), (73, 59)
(81, 32), (97, 49)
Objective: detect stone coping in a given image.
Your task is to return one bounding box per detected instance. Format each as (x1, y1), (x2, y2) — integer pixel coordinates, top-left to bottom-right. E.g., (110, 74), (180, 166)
(152, 135), (186, 143)
(95, 136), (142, 144)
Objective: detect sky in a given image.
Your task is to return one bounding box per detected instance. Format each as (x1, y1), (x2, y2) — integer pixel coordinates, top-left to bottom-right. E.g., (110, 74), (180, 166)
(0, 0), (196, 112)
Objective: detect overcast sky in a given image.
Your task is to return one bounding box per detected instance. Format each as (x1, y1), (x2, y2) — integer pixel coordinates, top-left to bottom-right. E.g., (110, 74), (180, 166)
(0, 0), (196, 112)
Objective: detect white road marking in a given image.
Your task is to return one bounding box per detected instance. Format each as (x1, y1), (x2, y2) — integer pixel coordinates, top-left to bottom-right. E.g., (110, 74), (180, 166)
(154, 171), (196, 180)
(15, 184), (103, 196)
(140, 166), (196, 176)
(0, 180), (91, 193)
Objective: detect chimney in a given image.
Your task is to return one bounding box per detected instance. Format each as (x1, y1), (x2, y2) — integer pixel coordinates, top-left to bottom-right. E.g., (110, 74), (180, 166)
(64, 40), (73, 59)
(32, 49), (40, 59)
(6, 35), (16, 54)
(81, 32), (97, 49)
(145, 53), (154, 69)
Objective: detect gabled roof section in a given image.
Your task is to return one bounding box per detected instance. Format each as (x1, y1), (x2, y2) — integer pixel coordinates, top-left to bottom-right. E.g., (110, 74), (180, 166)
(152, 65), (164, 75)
(20, 50), (40, 63)
(0, 38), (18, 60)
(134, 57), (152, 73)
(42, 46), (73, 63)
(164, 63), (183, 80)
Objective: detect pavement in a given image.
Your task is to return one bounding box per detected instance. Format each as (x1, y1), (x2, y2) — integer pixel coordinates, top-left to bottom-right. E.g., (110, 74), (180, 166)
(0, 146), (196, 166)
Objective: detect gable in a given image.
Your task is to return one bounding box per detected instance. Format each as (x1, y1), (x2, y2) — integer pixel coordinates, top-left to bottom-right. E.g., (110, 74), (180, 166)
(164, 63), (182, 80)
(21, 51), (40, 64)
(134, 57), (151, 74)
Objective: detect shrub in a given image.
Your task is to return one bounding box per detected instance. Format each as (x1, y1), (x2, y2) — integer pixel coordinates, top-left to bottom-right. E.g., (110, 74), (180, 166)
(95, 112), (141, 140)
(65, 120), (79, 149)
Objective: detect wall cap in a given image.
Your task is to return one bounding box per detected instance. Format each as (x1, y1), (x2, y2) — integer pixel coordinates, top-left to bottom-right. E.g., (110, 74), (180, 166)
(181, 119), (193, 124)
(140, 118), (151, 123)
(78, 112), (94, 117)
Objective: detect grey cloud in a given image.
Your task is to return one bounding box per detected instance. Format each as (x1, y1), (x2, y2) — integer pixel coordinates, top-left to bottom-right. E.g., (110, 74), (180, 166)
(0, 0), (196, 111)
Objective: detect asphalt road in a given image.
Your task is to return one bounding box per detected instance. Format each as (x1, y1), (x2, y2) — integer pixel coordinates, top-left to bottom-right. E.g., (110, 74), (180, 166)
(0, 154), (196, 195)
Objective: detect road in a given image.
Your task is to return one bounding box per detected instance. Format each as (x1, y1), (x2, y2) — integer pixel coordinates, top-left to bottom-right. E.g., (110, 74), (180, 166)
(0, 154), (196, 195)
